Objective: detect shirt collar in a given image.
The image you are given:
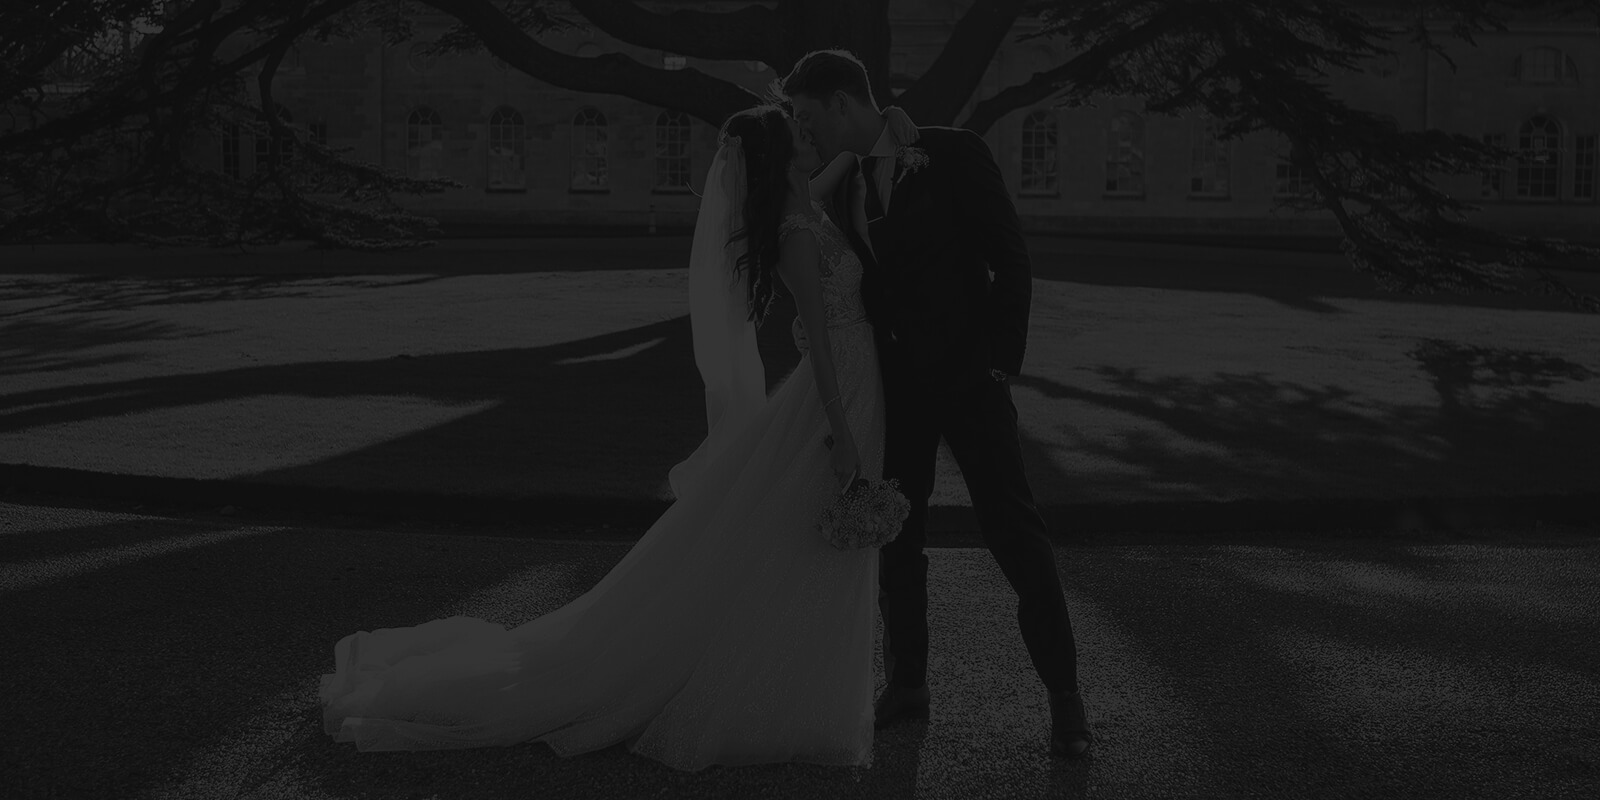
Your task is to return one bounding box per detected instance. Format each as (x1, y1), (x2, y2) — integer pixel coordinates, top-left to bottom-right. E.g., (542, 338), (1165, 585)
(864, 119), (898, 159)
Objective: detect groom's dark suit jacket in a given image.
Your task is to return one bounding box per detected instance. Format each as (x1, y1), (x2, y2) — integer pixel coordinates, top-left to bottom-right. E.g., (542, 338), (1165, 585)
(828, 127), (1033, 389)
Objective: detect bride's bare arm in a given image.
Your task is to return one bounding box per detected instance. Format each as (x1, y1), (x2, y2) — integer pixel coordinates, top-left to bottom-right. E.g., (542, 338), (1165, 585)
(808, 153), (855, 201)
(776, 230), (858, 479)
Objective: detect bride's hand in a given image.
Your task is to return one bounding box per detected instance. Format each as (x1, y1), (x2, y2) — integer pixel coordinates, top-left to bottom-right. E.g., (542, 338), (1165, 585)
(882, 105), (919, 144)
(850, 165), (872, 221)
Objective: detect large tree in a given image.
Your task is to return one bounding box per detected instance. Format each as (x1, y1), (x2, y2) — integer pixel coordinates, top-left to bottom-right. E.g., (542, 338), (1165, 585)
(1, 0), (1596, 308)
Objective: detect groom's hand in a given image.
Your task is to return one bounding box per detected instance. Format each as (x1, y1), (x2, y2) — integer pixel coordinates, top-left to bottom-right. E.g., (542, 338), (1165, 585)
(952, 129), (1031, 377)
(791, 315), (810, 353)
(850, 166), (875, 231)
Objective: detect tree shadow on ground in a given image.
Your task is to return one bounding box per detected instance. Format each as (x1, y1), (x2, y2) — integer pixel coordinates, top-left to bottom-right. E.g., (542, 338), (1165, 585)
(0, 301), (806, 507)
(0, 520), (627, 800)
(1, 516), (926, 800)
(0, 273), (446, 317)
(0, 315), (212, 376)
(0, 515), (202, 564)
(1008, 338), (1599, 518)
(1063, 541), (1600, 796)
(3, 302), (1594, 531)
(1040, 244), (1600, 315)
(0, 237), (698, 280)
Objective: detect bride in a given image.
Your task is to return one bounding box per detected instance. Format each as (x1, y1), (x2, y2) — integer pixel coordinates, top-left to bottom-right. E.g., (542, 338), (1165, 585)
(319, 103), (917, 770)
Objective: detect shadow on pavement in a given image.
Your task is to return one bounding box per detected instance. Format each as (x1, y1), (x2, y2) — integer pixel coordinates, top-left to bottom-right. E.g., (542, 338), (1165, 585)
(3, 314), (1596, 534)
(4, 504), (1595, 798)
(1065, 542), (1600, 796)
(1002, 336), (1600, 529)
(0, 520), (617, 800)
(1034, 241), (1600, 315)
(1, 514), (937, 800)
(8, 236), (1598, 316)
(0, 273), (447, 315)
(0, 315), (210, 377)
(0, 295), (807, 506)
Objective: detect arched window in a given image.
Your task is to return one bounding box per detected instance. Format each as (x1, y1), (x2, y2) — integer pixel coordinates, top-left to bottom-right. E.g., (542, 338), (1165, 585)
(1105, 111), (1144, 195)
(297, 118), (327, 191)
(654, 110), (692, 192)
(1019, 110), (1058, 195)
(407, 106), (444, 180)
(254, 107), (295, 174)
(1481, 133), (1508, 199)
(220, 121), (242, 180)
(114, 122), (148, 173)
(487, 106), (526, 191)
(1515, 115), (1561, 200)
(571, 107), (609, 191)
(1274, 160), (1313, 197)
(1576, 134), (1598, 202)
(1514, 47), (1579, 85)
(1273, 138), (1313, 197)
(1189, 114), (1230, 196)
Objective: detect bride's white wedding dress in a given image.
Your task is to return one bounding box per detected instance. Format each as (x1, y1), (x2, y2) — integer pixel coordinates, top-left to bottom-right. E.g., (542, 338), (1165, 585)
(320, 200), (885, 771)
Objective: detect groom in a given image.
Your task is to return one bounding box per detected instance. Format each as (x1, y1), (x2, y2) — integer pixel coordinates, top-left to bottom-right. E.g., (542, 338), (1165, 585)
(782, 50), (1092, 759)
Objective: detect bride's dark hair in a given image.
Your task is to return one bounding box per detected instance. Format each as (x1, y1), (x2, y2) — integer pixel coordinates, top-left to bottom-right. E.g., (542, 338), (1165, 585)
(719, 104), (796, 327)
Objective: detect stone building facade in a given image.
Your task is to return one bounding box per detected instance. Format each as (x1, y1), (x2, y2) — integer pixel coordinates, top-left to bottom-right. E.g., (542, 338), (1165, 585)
(219, 1), (1599, 238)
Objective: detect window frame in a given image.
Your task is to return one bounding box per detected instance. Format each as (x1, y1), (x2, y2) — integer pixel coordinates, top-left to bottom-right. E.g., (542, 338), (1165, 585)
(1481, 132), (1508, 201)
(487, 105), (527, 192)
(406, 106), (445, 180)
(653, 110), (693, 194)
(1574, 133), (1598, 203)
(1104, 111), (1146, 198)
(1514, 115), (1563, 202)
(570, 106), (610, 193)
(1188, 114), (1231, 199)
(1019, 110), (1060, 197)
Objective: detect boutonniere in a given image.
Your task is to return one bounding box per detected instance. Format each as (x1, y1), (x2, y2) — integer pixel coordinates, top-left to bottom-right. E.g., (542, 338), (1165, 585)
(894, 145), (930, 184)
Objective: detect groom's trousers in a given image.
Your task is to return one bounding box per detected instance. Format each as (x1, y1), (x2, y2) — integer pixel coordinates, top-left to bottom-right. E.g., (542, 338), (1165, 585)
(877, 360), (1081, 696)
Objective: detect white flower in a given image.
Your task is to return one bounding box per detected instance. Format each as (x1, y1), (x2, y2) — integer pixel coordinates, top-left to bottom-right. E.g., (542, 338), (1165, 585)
(818, 478), (911, 550)
(894, 146), (931, 183)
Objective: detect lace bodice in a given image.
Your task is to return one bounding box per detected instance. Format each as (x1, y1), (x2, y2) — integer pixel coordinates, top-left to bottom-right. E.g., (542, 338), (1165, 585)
(778, 201), (869, 330)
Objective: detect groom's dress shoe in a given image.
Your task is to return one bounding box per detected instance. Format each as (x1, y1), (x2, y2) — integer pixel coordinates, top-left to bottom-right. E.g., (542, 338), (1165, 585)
(873, 684), (931, 729)
(1048, 690), (1093, 758)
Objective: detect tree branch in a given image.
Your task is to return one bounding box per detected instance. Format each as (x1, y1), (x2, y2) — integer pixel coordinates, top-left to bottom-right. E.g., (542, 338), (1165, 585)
(564, 0), (776, 62)
(417, 0), (759, 126)
(960, 60), (1073, 134)
(960, 1), (1213, 133)
(0, 0), (346, 153)
(894, 0), (1028, 125)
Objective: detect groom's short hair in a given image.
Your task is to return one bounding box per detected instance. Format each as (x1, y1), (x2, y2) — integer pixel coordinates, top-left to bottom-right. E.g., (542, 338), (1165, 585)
(782, 50), (876, 109)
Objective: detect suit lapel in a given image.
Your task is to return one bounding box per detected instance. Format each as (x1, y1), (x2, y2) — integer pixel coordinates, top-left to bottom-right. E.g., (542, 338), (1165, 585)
(885, 156), (905, 217)
(861, 125), (918, 270)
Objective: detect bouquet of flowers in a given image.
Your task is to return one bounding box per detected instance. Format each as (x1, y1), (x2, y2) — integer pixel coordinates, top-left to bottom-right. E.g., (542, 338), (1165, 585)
(818, 474), (911, 550)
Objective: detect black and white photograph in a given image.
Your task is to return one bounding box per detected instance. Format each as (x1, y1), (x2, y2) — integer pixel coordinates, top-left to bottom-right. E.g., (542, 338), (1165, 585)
(2, 1), (1598, 798)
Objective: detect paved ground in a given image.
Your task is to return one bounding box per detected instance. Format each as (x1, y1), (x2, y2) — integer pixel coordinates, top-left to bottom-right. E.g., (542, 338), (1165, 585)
(1, 500), (1596, 800)
(3, 235), (1597, 797)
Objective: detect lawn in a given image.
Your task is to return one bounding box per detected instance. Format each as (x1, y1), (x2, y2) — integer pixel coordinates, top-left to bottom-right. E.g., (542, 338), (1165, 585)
(2, 236), (1597, 523)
